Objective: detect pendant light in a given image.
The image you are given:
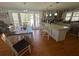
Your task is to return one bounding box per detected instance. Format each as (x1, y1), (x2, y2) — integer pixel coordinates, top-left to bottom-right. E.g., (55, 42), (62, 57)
(49, 13), (52, 16)
(46, 13), (48, 17)
(54, 12), (58, 16)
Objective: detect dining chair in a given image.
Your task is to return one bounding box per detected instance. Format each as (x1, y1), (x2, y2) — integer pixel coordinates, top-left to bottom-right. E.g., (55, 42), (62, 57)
(1, 33), (31, 56)
(39, 23), (49, 40)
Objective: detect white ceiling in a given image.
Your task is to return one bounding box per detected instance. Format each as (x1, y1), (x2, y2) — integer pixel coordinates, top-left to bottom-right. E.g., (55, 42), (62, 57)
(0, 2), (79, 10)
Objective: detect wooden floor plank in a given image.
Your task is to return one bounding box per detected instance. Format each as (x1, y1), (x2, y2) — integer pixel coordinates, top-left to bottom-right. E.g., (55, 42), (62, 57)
(0, 30), (79, 56)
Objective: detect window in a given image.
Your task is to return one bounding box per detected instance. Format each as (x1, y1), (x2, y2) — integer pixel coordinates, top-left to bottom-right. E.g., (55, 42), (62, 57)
(20, 13), (29, 26)
(20, 13), (34, 27)
(65, 12), (72, 21)
(35, 13), (40, 28)
(12, 12), (40, 29)
(71, 12), (79, 21)
(12, 13), (20, 28)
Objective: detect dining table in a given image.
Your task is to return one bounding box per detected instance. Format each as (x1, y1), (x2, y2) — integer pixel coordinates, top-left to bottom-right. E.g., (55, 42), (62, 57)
(8, 26), (33, 43)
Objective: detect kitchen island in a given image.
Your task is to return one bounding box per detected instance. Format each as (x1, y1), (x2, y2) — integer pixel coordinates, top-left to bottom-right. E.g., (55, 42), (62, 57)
(41, 23), (69, 42)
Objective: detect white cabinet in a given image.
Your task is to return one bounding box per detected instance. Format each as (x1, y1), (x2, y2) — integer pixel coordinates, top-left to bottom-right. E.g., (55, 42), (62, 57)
(51, 29), (59, 41)
(51, 29), (68, 41)
(42, 23), (69, 42)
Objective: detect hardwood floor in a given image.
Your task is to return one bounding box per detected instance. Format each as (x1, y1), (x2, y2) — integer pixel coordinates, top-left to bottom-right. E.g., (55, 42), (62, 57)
(31, 30), (79, 56)
(0, 30), (79, 56)
(0, 35), (12, 56)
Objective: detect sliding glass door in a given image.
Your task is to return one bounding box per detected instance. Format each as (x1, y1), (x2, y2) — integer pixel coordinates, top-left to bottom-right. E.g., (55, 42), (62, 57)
(12, 13), (20, 29)
(33, 13), (40, 29)
(20, 13), (34, 27)
(12, 12), (40, 30)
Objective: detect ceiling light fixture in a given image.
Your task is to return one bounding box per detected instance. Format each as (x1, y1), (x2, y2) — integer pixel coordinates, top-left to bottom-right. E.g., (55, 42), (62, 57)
(49, 13), (52, 16)
(24, 10), (27, 12)
(46, 13), (48, 17)
(54, 12), (58, 16)
(23, 2), (28, 12)
(23, 2), (26, 5)
(56, 2), (60, 4)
